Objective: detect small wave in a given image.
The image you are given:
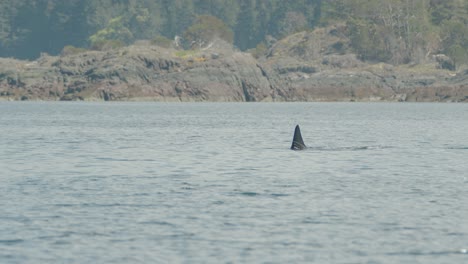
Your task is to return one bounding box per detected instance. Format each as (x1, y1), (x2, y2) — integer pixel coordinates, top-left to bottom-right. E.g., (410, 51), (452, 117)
(139, 221), (175, 227)
(55, 203), (156, 208)
(302, 217), (326, 224)
(240, 192), (259, 197)
(446, 146), (468, 150)
(94, 157), (138, 162)
(54, 203), (76, 207)
(236, 191), (288, 198)
(0, 239), (24, 245)
(270, 193), (289, 197)
(387, 249), (467, 256)
(309, 145), (392, 152)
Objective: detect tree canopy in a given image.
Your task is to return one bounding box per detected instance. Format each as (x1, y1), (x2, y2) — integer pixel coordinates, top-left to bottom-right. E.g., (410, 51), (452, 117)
(0, 0), (466, 67)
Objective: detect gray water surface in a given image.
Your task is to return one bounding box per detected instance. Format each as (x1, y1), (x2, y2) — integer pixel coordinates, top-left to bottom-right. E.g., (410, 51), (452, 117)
(1, 102), (467, 263)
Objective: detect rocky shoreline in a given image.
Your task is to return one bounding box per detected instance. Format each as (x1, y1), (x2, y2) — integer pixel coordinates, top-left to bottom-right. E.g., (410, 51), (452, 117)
(1, 27), (467, 102)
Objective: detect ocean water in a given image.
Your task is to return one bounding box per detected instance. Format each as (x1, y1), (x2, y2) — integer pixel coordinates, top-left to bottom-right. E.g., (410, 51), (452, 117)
(0, 102), (467, 263)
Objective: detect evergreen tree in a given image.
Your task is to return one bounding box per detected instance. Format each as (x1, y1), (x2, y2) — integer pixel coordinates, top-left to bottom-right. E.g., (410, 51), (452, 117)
(234, 0), (257, 50)
(0, 0), (465, 63)
(183, 15), (233, 49)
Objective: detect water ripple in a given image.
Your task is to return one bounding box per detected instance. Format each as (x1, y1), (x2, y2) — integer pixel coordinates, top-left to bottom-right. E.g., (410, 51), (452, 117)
(1, 102), (467, 263)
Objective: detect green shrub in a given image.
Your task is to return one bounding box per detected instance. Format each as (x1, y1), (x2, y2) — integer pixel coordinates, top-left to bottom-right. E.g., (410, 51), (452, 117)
(90, 39), (125, 51)
(151, 35), (172, 48)
(88, 16), (133, 49)
(174, 50), (198, 58)
(183, 15), (233, 49)
(61, 45), (87, 56)
(249, 42), (267, 58)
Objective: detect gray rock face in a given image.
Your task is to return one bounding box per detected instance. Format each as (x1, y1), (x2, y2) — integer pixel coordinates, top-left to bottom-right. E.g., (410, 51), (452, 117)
(0, 31), (467, 102)
(0, 45), (274, 102)
(261, 25), (468, 102)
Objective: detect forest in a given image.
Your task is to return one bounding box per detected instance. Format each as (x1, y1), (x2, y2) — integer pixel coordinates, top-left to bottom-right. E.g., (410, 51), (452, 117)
(0, 0), (467, 67)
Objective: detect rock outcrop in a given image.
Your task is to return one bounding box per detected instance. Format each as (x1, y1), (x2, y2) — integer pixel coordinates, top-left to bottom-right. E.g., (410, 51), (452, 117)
(0, 44), (272, 102)
(260, 24), (468, 102)
(1, 29), (467, 102)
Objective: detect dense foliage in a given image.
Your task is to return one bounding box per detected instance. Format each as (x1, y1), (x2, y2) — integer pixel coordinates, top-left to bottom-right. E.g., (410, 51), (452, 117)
(325, 0), (468, 66)
(0, 0), (467, 67)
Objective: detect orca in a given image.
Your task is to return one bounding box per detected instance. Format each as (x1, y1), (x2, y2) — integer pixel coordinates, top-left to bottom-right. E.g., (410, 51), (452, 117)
(291, 125), (307, 150)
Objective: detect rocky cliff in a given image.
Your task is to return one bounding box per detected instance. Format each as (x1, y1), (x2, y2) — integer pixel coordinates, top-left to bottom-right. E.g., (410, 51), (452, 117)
(0, 43), (272, 102)
(1, 28), (467, 102)
(261, 25), (468, 102)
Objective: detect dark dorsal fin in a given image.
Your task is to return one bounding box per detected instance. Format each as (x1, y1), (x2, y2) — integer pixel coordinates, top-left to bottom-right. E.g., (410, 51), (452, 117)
(291, 125), (306, 150)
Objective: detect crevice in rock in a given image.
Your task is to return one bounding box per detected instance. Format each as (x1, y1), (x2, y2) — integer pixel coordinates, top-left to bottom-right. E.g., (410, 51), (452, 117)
(241, 80), (254, 102)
